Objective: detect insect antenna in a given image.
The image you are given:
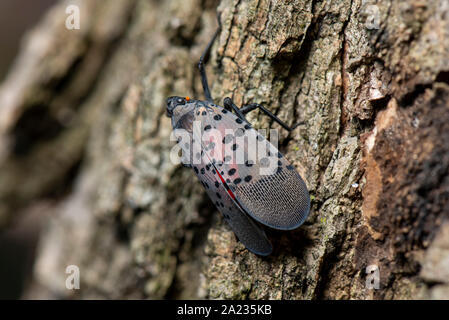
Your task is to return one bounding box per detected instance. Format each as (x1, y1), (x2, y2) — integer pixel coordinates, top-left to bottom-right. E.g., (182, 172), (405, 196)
(198, 15), (221, 102)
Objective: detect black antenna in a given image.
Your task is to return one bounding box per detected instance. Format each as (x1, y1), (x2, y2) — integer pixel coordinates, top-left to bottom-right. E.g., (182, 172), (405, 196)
(198, 15), (221, 102)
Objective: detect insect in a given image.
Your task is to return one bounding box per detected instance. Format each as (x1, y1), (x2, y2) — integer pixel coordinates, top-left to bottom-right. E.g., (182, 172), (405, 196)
(166, 18), (310, 256)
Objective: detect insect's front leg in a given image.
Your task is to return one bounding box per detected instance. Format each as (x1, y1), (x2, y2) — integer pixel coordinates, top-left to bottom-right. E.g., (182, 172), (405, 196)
(223, 97), (248, 122)
(240, 103), (304, 131)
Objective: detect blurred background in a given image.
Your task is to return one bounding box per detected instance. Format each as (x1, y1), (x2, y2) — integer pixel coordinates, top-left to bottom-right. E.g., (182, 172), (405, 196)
(0, 1), (56, 81)
(0, 0), (57, 299)
(0, 0), (220, 300)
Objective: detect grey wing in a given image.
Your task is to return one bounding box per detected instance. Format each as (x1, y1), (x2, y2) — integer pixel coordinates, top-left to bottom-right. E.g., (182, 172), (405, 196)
(198, 106), (310, 230)
(192, 160), (272, 256)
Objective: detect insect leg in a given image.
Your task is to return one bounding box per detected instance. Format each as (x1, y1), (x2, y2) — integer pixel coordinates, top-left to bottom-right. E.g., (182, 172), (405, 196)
(198, 17), (221, 102)
(240, 103), (304, 131)
(223, 97), (247, 121)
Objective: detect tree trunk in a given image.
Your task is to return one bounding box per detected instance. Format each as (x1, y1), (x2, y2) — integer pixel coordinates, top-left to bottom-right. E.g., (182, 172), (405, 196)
(1, 0), (448, 299)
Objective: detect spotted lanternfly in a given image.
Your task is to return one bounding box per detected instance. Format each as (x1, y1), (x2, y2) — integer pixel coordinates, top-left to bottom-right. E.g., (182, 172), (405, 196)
(166, 18), (310, 256)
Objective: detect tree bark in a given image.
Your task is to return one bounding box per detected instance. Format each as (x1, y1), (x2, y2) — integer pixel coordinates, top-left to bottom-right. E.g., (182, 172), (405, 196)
(1, 0), (448, 299)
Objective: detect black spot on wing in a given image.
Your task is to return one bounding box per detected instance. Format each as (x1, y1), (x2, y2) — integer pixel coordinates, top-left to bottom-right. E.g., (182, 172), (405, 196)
(245, 160), (254, 167)
(223, 134), (233, 144)
(260, 157), (269, 167)
(235, 128), (245, 137)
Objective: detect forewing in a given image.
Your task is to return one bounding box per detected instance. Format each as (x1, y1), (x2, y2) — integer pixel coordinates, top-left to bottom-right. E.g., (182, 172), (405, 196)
(191, 159), (273, 256)
(198, 105), (310, 230)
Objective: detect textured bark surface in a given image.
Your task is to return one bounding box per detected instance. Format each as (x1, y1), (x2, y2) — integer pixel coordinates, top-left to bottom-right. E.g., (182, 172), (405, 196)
(1, 0), (448, 299)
